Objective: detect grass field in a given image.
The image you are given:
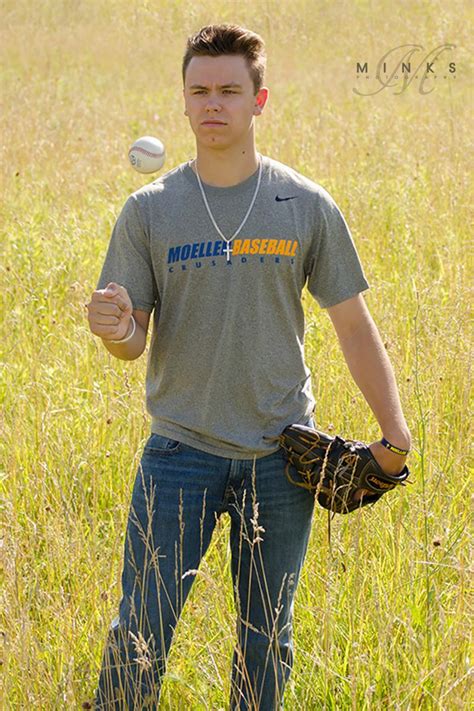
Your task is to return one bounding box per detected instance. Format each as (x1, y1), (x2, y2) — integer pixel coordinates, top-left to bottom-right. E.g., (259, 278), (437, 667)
(1, 1), (472, 708)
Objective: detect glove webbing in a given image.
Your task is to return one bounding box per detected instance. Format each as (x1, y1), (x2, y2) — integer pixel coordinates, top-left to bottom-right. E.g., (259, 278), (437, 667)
(284, 438), (372, 547)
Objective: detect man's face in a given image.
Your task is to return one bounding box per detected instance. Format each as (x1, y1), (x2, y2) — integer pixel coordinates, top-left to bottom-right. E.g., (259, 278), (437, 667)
(183, 54), (268, 149)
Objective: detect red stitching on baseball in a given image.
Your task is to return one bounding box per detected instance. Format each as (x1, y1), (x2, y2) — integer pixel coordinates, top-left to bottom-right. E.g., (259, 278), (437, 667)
(129, 146), (163, 159)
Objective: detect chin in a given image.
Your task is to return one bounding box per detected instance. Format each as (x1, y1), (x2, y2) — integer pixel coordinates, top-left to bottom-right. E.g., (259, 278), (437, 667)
(197, 136), (232, 149)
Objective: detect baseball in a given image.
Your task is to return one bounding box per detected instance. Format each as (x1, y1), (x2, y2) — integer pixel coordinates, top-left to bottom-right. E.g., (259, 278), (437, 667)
(128, 136), (166, 174)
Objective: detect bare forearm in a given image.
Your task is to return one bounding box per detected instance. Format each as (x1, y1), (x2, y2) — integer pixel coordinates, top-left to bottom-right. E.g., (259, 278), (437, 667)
(329, 295), (410, 449)
(334, 312), (411, 447)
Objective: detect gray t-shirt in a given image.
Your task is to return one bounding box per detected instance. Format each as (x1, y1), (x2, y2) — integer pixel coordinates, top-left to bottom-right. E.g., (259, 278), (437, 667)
(96, 154), (369, 458)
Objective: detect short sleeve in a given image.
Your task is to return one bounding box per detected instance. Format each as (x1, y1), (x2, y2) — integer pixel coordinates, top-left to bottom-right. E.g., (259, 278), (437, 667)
(306, 187), (369, 308)
(96, 195), (159, 313)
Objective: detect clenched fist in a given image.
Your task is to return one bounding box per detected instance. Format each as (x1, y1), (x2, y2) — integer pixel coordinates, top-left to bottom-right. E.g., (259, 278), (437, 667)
(86, 282), (133, 341)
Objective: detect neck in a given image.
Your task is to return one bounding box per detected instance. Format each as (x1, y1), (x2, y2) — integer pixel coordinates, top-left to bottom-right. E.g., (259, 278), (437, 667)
(190, 144), (260, 188)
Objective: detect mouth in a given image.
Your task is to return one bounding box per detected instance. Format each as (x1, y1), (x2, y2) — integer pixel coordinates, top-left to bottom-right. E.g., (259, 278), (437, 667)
(201, 120), (227, 126)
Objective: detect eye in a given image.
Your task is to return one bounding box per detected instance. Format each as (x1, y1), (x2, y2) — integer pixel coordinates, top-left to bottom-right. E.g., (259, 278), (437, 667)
(223, 89), (237, 94)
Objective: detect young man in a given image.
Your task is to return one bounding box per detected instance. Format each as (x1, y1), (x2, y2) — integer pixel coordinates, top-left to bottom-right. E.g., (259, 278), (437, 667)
(87, 24), (411, 710)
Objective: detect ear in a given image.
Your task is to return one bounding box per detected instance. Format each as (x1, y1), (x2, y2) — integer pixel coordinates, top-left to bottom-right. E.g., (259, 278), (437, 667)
(254, 87), (269, 116)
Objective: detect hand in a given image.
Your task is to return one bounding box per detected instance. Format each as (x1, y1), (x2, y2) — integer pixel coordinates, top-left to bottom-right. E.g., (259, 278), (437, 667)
(86, 282), (133, 341)
(353, 440), (408, 502)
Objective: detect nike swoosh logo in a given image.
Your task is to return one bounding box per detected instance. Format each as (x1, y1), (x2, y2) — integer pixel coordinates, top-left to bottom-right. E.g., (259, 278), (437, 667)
(275, 195), (298, 202)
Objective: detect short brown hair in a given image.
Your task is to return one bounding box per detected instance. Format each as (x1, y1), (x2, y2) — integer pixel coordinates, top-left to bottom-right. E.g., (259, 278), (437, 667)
(182, 24), (266, 94)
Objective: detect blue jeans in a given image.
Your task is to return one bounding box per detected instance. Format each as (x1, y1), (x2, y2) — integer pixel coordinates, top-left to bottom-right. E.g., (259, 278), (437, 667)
(94, 426), (315, 710)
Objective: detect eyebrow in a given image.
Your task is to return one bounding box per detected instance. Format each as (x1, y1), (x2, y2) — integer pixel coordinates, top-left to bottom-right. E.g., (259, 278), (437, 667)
(189, 83), (243, 90)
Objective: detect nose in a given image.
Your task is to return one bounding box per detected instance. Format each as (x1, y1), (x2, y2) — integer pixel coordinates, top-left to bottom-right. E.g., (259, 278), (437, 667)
(205, 94), (222, 113)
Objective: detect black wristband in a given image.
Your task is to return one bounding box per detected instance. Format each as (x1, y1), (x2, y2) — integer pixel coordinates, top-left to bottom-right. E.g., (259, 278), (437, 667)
(380, 437), (410, 456)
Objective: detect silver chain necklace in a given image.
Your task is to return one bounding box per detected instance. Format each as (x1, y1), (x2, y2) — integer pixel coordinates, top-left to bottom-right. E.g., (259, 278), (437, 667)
(192, 155), (263, 262)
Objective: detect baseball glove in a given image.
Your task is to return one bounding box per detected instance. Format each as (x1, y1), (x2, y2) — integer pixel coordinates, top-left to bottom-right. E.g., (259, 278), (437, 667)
(279, 423), (410, 514)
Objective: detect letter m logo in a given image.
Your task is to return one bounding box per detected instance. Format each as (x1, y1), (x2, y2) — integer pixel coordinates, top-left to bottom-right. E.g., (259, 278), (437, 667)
(168, 246), (181, 264)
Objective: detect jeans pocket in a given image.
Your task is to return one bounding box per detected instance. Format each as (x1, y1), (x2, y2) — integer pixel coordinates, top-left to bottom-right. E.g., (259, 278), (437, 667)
(144, 432), (182, 454)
